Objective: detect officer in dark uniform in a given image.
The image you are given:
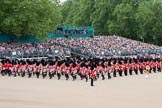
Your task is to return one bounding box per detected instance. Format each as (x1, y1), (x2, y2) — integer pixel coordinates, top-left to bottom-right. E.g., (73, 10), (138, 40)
(21, 61), (26, 77)
(35, 62), (40, 78)
(90, 69), (95, 86)
(41, 59), (47, 79)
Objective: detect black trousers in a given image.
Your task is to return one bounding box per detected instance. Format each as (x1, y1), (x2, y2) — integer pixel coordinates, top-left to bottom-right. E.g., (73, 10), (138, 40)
(72, 75), (76, 81)
(61, 71), (64, 75)
(49, 72), (53, 79)
(118, 70), (122, 77)
(157, 67), (161, 72)
(1, 70), (5, 76)
(89, 73), (91, 79)
(7, 70), (12, 76)
(139, 68), (143, 74)
(13, 71), (17, 77)
(97, 73), (100, 79)
(129, 70), (132, 75)
(85, 76), (88, 82)
(124, 70), (127, 76)
(42, 72), (47, 79)
(57, 73), (61, 80)
(21, 72), (25, 77)
(150, 68), (152, 73)
(80, 74), (83, 80)
(33, 72), (35, 76)
(134, 69), (138, 75)
(153, 68), (156, 73)
(28, 72), (32, 78)
(108, 73), (111, 79)
(91, 78), (94, 86)
(113, 71), (116, 77)
(65, 74), (69, 80)
(36, 72), (40, 78)
(101, 74), (105, 80)
(52, 72), (55, 77)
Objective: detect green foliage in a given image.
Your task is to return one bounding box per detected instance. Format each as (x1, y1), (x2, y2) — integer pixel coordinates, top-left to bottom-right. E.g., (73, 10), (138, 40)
(109, 3), (134, 37)
(136, 0), (162, 45)
(0, 0), (62, 39)
(1, 0), (162, 45)
(61, 0), (162, 45)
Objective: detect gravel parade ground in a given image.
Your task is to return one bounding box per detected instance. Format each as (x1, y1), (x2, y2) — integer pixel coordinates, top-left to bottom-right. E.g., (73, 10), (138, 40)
(0, 72), (162, 108)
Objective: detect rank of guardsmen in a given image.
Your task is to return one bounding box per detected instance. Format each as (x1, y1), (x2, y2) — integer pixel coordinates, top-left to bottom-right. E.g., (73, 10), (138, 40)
(0, 56), (162, 86)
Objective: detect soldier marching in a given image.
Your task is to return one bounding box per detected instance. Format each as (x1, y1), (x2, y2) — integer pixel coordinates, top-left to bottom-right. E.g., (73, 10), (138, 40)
(0, 56), (162, 85)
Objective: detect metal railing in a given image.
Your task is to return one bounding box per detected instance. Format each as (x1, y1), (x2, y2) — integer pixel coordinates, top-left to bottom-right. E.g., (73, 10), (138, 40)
(0, 49), (71, 59)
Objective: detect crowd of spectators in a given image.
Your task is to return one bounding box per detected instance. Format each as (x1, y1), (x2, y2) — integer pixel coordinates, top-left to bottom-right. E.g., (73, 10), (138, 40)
(0, 42), (70, 58)
(50, 35), (161, 57)
(0, 35), (161, 59)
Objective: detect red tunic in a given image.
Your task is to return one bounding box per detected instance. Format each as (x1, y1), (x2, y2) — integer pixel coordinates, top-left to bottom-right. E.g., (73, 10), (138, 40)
(2, 64), (6, 70)
(134, 65), (138, 70)
(90, 71), (95, 79)
(36, 66), (40, 72)
(153, 63), (156, 68)
(129, 65), (133, 71)
(124, 65), (128, 71)
(119, 65), (123, 71)
(77, 64), (81, 70)
(114, 66), (116, 71)
(107, 67), (111, 73)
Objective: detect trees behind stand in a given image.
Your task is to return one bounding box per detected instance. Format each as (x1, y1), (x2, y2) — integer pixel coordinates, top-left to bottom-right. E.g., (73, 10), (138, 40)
(61, 0), (162, 46)
(0, 0), (62, 40)
(0, 0), (162, 45)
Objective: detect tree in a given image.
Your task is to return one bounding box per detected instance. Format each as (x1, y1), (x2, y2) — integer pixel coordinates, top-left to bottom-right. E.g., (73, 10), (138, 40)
(135, 0), (162, 45)
(0, 0), (62, 39)
(61, 0), (95, 26)
(60, 0), (162, 45)
(151, 0), (162, 45)
(109, 1), (135, 38)
(61, 0), (81, 26)
(91, 0), (112, 35)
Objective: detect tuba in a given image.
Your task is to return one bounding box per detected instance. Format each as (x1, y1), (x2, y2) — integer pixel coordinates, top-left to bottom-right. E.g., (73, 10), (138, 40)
(146, 65), (150, 70)
(145, 65), (150, 74)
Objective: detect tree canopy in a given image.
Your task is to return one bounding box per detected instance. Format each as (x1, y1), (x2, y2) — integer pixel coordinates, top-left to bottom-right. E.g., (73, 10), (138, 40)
(0, 0), (62, 39)
(0, 0), (162, 45)
(61, 0), (162, 45)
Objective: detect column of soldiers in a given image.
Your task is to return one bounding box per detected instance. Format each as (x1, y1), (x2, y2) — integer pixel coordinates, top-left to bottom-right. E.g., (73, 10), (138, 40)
(0, 57), (162, 82)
